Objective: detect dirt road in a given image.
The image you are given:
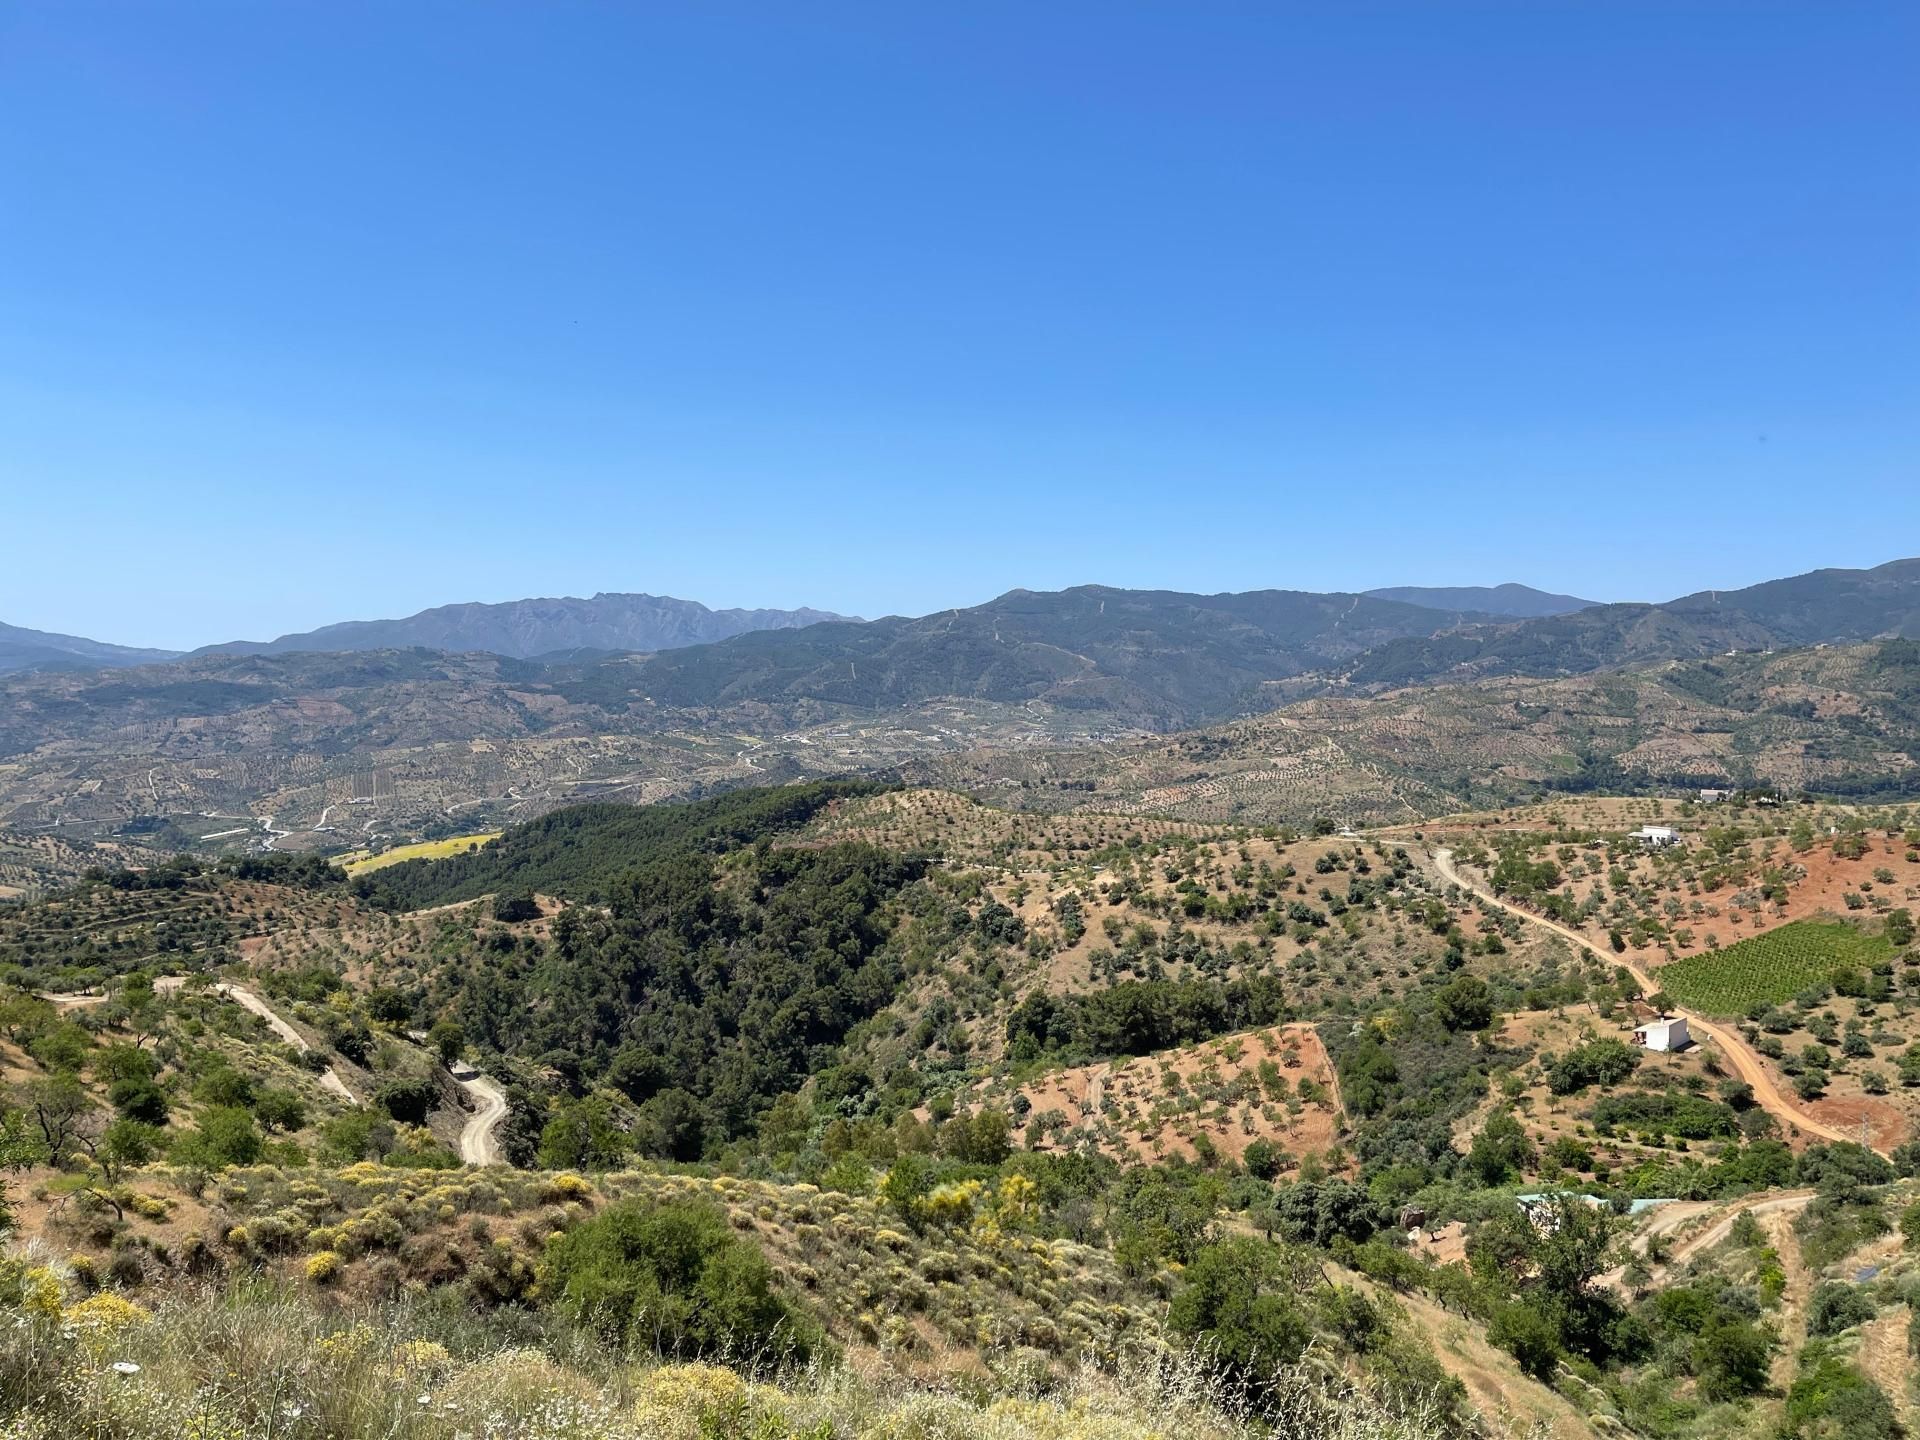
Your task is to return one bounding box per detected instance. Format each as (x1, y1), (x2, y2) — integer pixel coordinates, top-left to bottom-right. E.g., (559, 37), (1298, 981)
(37, 990), (110, 1009)
(1431, 848), (1874, 1154)
(454, 1071), (508, 1165)
(1666, 1191), (1815, 1269)
(154, 977), (357, 1105)
(1337, 1265), (1596, 1440)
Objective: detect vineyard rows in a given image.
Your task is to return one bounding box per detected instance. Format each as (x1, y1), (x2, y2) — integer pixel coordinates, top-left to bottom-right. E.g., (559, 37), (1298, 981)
(1659, 920), (1894, 1015)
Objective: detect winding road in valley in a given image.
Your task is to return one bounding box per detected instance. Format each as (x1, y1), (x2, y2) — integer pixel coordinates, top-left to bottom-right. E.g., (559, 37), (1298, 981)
(1431, 847), (1874, 1154)
(184, 978), (509, 1162)
(454, 1071), (509, 1166)
(48, 978), (510, 1164)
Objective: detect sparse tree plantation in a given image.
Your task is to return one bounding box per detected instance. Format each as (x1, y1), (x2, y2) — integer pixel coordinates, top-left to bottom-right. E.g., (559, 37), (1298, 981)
(5, 778), (1920, 1439)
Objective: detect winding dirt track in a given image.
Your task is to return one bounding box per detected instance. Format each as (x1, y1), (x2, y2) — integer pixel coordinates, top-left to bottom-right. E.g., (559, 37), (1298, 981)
(153, 977), (357, 1105)
(1665, 1190), (1815, 1269)
(1601, 1190), (1817, 1294)
(454, 1072), (508, 1166)
(57, 978), (510, 1162)
(1431, 847), (1875, 1155)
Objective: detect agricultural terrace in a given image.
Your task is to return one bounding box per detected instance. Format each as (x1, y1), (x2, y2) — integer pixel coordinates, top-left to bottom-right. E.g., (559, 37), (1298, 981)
(1658, 921), (1898, 1017)
(968, 1023), (1345, 1171)
(821, 805), (1567, 1086)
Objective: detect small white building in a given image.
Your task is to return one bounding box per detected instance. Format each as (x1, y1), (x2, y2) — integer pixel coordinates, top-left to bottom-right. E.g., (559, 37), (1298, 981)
(1631, 825), (1681, 849)
(1698, 788), (1732, 804)
(1632, 1016), (1691, 1052)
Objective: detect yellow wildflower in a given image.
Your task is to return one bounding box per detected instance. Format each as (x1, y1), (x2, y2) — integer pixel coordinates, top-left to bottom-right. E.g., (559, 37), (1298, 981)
(20, 1268), (62, 1320)
(635, 1363), (748, 1426)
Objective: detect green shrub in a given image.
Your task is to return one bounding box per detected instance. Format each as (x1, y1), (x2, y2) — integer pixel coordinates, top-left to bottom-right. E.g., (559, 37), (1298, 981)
(1240, 1139), (1282, 1181)
(1786, 1353), (1896, 1439)
(493, 893), (540, 923)
(1808, 1282), (1877, 1337)
(1434, 975), (1493, 1031)
(1546, 1039), (1640, 1095)
(170, 1107), (262, 1168)
(1468, 1112), (1534, 1185)
(1693, 1315), (1772, 1400)
(545, 1199), (817, 1367)
(374, 1079), (437, 1126)
(1167, 1238), (1314, 1400)
(1488, 1299), (1562, 1380)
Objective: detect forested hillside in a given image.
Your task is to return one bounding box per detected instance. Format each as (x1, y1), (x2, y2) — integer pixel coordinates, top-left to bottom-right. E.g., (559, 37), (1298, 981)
(373, 780), (890, 907)
(440, 840), (928, 1156)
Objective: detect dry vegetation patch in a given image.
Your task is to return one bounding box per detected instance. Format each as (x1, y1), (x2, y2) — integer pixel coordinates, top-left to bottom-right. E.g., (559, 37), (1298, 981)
(990, 1025), (1345, 1170)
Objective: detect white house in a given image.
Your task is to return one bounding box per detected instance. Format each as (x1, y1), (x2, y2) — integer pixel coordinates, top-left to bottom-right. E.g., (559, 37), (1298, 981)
(1698, 788), (1732, 804)
(1631, 825), (1681, 849)
(1632, 1016), (1691, 1052)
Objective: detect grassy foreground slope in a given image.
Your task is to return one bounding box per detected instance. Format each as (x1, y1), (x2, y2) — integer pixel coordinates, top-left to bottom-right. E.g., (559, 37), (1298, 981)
(0, 1159), (1474, 1440)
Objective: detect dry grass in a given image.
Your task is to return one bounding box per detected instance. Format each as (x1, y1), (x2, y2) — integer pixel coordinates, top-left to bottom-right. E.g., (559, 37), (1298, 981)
(339, 833), (502, 876)
(0, 1279), (1523, 1440)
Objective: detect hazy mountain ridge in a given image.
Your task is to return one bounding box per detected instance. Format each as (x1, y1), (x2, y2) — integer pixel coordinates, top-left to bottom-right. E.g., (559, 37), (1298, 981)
(193, 591), (853, 660)
(0, 620), (182, 676)
(1363, 582), (1599, 617)
(1349, 557), (1920, 686)
(621, 584), (1470, 728)
(3, 561), (1917, 852)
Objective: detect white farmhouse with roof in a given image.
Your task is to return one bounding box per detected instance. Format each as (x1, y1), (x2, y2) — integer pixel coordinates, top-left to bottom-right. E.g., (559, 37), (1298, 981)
(1632, 1016), (1690, 1052)
(1631, 825), (1680, 849)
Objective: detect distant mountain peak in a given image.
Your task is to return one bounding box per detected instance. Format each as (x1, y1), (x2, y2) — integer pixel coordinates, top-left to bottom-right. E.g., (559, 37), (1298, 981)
(191, 592), (855, 661)
(1362, 583), (1599, 618)
(0, 621), (182, 676)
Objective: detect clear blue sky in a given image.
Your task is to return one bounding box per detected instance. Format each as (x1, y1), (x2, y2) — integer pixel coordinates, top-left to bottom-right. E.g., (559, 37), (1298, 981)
(2, 3), (1915, 649)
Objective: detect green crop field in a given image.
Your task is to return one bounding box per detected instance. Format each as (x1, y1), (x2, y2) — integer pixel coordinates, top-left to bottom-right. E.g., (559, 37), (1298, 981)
(1658, 920), (1895, 1016)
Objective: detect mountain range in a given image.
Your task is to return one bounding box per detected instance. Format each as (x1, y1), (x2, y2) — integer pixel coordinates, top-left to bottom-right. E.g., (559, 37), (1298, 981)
(0, 593), (851, 676)
(0, 579), (1593, 677)
(0, 621), (182, 676)
(1350, 558), (1920, 686)
(534, 559), (1920, 727)
(1361, 582), (1598, 617)
(619, 585), (1460, 729)
(193, 592), (852, 662)
(0, 557), (1915, 861)
(5, 560), (1916, 716)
